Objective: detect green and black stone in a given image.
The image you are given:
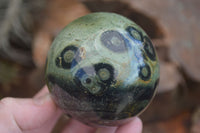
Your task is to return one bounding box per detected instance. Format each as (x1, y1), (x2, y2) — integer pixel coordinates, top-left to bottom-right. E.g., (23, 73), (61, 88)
(45, 12), (159, 127)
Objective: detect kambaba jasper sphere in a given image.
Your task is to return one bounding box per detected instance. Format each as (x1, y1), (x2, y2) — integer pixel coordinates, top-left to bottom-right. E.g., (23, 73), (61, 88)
(45, 12), (159, 126)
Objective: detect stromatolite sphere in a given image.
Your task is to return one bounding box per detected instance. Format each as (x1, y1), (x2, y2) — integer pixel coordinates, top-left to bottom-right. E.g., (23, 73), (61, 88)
(45, 12), (159, 126)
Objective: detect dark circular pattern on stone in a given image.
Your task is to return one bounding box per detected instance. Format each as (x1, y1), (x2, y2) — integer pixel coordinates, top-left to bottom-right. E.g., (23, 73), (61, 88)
(55, 45), (81, 69)
(85, 78), (92, 84)
(94, 63), (115, 86)
(143, 36), (156, 61)
(139, 64), (151, 81)
(126, 26), (143, 42)
(101, 30), (127, 53)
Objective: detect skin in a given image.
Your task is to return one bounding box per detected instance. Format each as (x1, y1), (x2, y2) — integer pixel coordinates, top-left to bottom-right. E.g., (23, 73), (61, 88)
(0, 86), (142, 133)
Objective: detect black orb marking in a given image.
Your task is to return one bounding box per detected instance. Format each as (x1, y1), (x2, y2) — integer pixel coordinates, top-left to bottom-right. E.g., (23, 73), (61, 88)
(143, 36), (156, 61)
(81, 75), (94, 87)
(56, 45), (81, 69)
(85, 78), (92, 84)
(126, 26), (143, 42)
(139, 64), (151, 81)
(94, 63), (115, 86)
(101, 30), (127, 53)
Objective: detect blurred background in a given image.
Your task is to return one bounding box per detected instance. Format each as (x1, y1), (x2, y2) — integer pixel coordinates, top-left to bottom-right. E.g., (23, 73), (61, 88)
(0, 0), (200, 132)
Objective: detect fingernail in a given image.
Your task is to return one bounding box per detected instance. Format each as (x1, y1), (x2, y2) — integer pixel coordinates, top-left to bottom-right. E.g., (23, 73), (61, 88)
(33, 93), (52, 105)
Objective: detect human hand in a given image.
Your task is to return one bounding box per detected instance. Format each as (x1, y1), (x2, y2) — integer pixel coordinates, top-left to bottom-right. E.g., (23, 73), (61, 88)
(0, 86), (142, 133)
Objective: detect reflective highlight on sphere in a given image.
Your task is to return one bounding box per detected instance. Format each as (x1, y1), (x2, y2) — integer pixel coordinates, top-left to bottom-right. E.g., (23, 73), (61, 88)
(45, 12), (160, 126)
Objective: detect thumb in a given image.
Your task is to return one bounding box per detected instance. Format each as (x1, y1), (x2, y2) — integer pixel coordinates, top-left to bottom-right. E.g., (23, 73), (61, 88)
(0, 86), (62, 133)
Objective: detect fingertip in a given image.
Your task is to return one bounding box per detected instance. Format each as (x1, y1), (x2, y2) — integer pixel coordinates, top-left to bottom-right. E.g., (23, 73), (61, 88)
(95, 126), (117, 133)
(62, 119), (95, 133)
(133, 117), (143, 131)
(132, 117), (143, 128)
(116, 117), (143, 133)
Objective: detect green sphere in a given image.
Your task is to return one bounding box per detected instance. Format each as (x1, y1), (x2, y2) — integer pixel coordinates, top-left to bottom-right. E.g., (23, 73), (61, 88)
(45, 12), (159, 126)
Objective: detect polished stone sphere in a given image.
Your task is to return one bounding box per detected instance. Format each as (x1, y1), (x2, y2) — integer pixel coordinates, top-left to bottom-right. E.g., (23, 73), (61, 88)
(45, 12), (159, 126)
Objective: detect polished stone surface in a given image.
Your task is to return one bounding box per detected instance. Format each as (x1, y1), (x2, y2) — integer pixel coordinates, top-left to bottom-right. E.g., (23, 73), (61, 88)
(45, 12), (159, 126)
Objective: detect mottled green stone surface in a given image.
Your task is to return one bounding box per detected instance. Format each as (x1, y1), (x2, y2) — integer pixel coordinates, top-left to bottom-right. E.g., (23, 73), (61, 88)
(45, 12), (159, 126)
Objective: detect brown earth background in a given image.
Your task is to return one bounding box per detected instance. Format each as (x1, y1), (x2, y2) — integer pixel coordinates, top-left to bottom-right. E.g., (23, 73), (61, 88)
(0, 0), (200, 132)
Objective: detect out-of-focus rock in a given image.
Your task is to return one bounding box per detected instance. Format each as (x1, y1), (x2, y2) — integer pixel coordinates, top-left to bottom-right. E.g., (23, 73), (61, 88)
(33, 0), (90, 68)
(0, 59), (19, 98)
(157, 61), (183, 93)
(191, 107), (200, 133)
(140, 88), (185, 122)
(122, 0), (200, 81)
(0, 59), (42, 98)
(143, 111), (191, 133)
(185, 83), (200, 111)
(0, 0), (46, 66)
